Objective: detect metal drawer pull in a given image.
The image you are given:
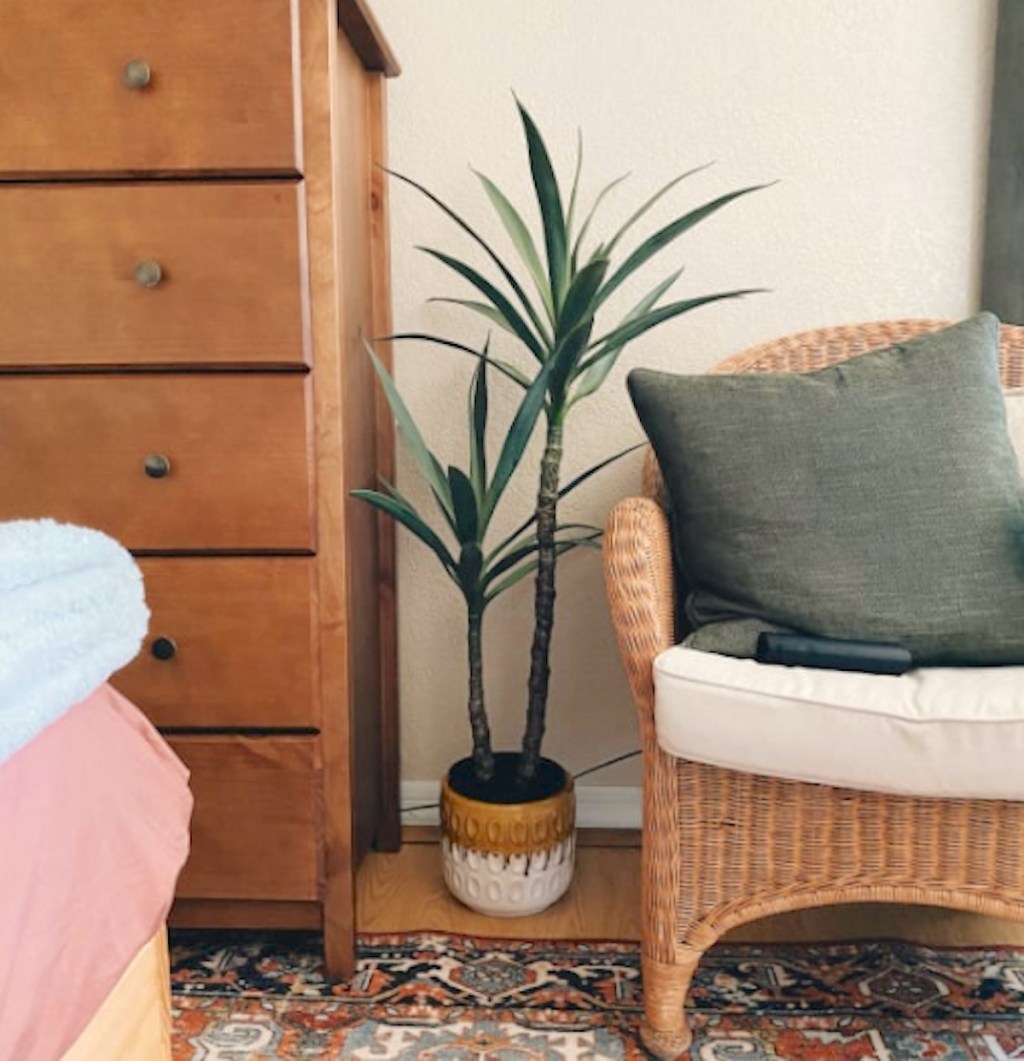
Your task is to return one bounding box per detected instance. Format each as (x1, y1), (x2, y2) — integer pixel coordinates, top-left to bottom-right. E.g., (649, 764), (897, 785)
(151, 636), (177, 661)
(133, 259), (163, 289)
(123, 60), (152, 89)
(143, 453), (171, 479)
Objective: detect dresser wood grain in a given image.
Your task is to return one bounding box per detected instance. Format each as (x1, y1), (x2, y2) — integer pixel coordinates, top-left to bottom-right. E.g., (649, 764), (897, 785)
(0, 375), (313, 551)
(0, 0), (301, 177)
(119, 558), (318, 729)
(169, 734), (322, 901)
(0, 183), (309, 368)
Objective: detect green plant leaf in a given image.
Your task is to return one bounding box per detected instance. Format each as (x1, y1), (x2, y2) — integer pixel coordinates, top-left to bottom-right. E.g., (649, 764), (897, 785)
(375, 474), (405, 502)
(568, 268), (684, 406)
(388, 167), (552, 346)
(468, 352), (488, 503)
(428, 298), (519, 338)
(558, 442), (647, 499)
(351, 489), (457, 577)
(585, 267), (684, 353)
(364, 342), (455, 529)
(458, 542), (485, 604)
(577, 289), (763, 377)
(557, 256), (610, 340)
(483, 361), (552, 526)
(486, 523), (602, 580)
(517, 101), (569, 311)
(571, 172), (630, 270)
(448, 465), (479, 544)
(484, 538), (596, 602)
(486, 442), (645, 559)
(486, 533), (600, 586)
(557, 442), (646, 500)
(603, 162), (713, 256)
(566, 342), (624, 407)
(387, 332), (531, 389)
(565, 129), (584, 240)
(595, 183), (768, 309)
(420, 247), (547, 361)
(545, 257), (611, 408)
(474, 171), (554, 323)
(549, 322), (594, 413)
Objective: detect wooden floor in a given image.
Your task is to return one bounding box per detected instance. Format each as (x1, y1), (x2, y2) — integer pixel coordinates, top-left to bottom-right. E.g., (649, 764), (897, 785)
(357, 830), (1024, 946)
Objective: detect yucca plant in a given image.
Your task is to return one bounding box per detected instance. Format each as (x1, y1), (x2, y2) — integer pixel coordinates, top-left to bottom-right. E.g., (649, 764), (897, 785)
(390, 102), (766, 784)
(354, 344), (610, 783)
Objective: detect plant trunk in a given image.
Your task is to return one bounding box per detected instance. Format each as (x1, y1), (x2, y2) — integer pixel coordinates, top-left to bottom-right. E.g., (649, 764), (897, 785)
(467, 607), (494, 782)
(518, 421), (564, 782)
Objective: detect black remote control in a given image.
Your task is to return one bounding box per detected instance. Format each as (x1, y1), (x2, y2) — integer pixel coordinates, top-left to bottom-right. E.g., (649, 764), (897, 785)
(756, 632), (913, 675)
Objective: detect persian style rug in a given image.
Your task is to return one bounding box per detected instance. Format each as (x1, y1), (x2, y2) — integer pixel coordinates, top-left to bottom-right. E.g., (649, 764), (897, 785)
(170, 931), (1024, 1059)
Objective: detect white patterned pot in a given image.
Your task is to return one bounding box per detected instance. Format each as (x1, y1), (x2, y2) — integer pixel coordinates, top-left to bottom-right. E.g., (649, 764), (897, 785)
(440, 762), (575, 917)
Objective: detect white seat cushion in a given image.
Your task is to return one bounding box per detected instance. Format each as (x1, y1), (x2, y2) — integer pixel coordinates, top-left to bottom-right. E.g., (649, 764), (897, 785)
(654, 646), (1024, 799)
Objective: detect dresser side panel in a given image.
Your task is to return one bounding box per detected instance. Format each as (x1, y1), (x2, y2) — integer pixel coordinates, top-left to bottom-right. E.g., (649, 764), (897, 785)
(333, 30), (386, 877)
(367, 74), (401, 853)
(300, 0), (357, 977)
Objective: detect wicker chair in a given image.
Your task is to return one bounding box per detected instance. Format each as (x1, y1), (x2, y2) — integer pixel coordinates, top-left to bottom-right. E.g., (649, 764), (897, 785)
(603, 319), (1024, 1059)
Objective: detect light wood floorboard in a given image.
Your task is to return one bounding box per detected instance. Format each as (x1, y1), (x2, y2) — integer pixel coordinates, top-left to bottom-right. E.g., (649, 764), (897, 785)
(358, 841), (1024, 946)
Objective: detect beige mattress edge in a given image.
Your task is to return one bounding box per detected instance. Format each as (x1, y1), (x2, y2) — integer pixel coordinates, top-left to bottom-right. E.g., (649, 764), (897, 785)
(60, 927), (171, 1061)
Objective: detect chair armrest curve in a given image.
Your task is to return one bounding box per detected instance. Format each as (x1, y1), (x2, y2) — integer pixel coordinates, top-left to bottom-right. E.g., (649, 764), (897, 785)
(603, 496), (676, 741)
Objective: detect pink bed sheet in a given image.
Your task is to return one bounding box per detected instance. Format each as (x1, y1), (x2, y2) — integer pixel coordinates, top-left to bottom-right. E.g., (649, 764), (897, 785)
(0, 684), (192, 1061)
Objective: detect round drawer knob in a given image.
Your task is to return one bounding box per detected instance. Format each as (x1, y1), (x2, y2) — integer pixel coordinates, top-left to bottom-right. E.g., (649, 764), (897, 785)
(133, 259), (163, 289)
(123, 60), (152, 89)
(151, 636), (177, 661)
(143, 453), (171, 479)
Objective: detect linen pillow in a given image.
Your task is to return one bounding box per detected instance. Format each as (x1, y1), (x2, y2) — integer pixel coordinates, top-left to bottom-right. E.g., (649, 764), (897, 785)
(628, 313), (1024, 666)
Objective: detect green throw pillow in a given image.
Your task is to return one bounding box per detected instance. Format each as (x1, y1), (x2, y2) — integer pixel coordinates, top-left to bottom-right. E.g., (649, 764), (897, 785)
(628, 313), (1024, 666)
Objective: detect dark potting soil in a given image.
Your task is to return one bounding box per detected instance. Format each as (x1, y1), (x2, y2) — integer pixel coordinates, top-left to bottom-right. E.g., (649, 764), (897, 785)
(448, 752), (568, 804)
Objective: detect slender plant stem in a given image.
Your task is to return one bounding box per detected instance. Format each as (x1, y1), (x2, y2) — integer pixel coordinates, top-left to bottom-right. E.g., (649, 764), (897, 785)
(518, 420), (564, 781)
(467, 607), (494, 782)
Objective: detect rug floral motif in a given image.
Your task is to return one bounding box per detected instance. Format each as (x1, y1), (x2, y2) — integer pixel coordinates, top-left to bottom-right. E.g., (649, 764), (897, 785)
(170, 931), (1024, 1059)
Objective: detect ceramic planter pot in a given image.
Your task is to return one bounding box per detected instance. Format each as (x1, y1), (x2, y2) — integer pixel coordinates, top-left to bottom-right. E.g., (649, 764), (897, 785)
(440, 759), (575, 917)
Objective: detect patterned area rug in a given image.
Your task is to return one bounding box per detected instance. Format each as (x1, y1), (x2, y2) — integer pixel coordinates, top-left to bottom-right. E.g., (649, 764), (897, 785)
(170, 931), (1024, 1059)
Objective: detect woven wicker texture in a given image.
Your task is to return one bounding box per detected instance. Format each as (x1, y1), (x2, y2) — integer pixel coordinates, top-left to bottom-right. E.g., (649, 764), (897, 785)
(605, 318), (1024, 1059)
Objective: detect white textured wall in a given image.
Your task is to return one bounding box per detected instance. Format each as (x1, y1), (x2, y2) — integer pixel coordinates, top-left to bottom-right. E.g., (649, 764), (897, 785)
(369, 1), (997, 791)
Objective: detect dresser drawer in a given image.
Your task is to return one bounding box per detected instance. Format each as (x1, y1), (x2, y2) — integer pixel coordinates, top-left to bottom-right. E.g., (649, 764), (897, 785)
(115, 558), (317, 728)
(0, 0), (299, 177)
(0, 376), (312, 551)
(0, 184), (308, 368)
(169, 735), (322, 901)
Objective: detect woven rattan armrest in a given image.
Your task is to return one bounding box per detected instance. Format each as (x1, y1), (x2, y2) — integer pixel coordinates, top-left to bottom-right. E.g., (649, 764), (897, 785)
(603, 496), (675, 744)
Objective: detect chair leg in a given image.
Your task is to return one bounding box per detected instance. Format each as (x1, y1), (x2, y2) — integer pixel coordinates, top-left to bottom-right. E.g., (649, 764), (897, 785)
(640, 949), (701, 1059)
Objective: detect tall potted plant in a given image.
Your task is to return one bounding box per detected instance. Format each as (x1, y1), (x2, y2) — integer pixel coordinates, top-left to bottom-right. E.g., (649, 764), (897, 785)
(365, 103), (763, 915)
(355, 346), (603, 913)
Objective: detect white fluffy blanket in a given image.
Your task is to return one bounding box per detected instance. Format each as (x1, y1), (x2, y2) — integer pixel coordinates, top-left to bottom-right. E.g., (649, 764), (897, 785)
(0, 520), (149, 764)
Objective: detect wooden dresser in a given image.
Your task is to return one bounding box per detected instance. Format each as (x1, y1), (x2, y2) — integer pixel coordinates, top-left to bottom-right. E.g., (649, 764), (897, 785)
(0, 0), (400, 975)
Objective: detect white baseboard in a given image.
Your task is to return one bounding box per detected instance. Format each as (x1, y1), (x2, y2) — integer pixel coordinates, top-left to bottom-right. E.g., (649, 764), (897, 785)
(400, 780), (642, 830)
(573, 786), (642, 829)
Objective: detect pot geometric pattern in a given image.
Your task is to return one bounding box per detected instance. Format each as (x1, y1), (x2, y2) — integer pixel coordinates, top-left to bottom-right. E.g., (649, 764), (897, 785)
(442, 836), (575, 917)
(440, 777), (575, 857)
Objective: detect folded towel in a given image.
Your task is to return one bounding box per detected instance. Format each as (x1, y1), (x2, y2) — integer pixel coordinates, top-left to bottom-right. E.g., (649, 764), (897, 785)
(0, 520), (149, 764)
